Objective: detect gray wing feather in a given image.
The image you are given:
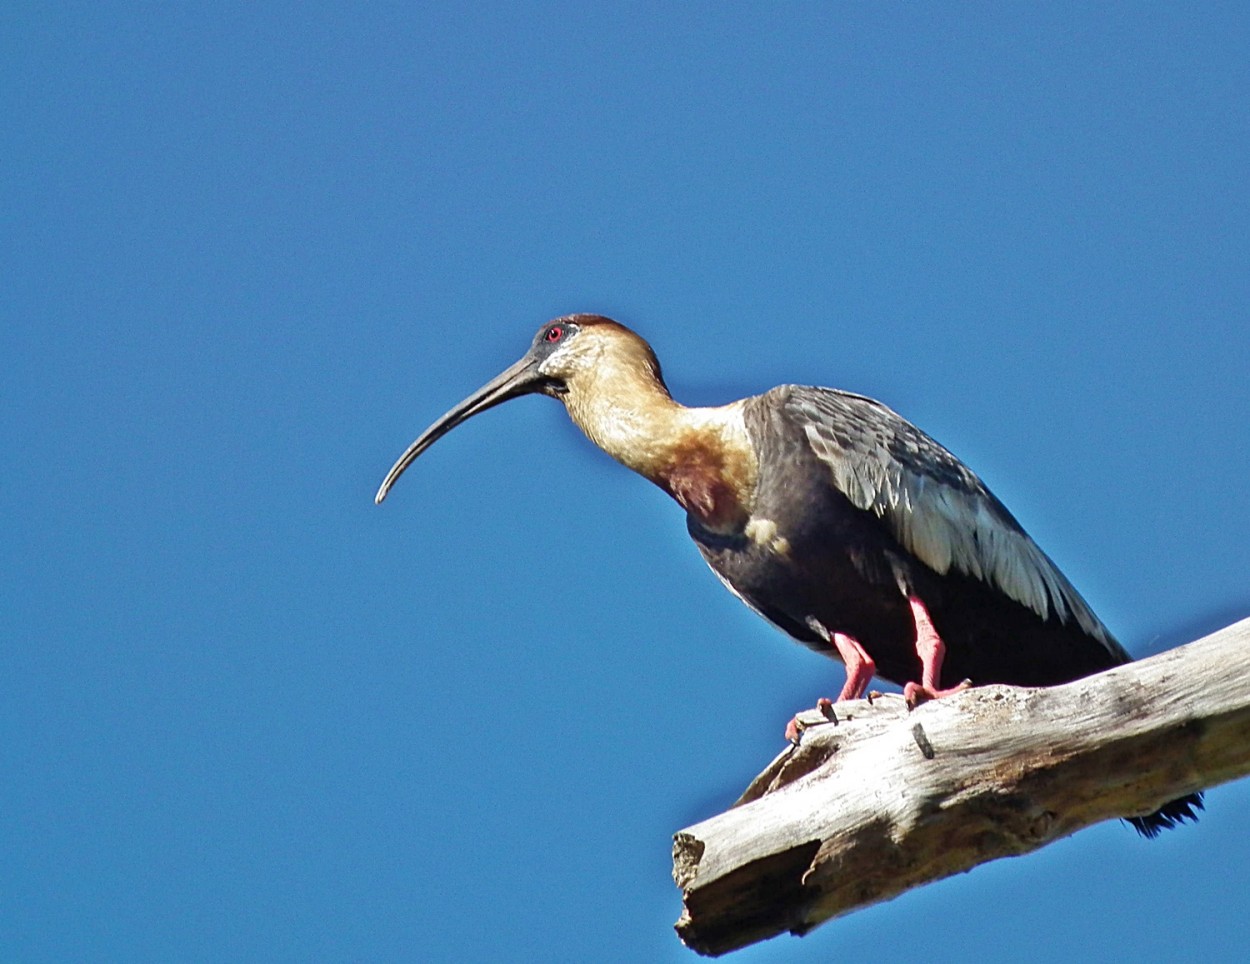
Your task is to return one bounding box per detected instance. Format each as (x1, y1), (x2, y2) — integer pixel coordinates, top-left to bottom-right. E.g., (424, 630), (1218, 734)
(784, 386), (1114, 649)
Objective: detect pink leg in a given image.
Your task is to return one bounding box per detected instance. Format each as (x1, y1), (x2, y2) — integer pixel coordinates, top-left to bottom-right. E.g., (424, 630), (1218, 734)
(785, 632), (876, 742)
(832, 632), (876, 701)
(902, 596), (971, 707)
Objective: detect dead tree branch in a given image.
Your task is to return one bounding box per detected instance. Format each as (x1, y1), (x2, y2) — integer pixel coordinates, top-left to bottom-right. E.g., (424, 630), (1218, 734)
(672, 617), (1250, 956)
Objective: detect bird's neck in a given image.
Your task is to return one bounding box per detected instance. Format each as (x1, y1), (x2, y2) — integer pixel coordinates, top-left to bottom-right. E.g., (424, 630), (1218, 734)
(562, 369), (757, 530)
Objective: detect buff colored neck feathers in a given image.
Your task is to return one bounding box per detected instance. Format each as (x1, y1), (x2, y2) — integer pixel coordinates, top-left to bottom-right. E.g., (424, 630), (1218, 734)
(553, 325), (758, 531)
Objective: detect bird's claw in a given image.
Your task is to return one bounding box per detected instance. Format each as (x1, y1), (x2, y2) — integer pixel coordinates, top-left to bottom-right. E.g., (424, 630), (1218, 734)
(904, 678), (972, 709)
(785, 697), (838, 744)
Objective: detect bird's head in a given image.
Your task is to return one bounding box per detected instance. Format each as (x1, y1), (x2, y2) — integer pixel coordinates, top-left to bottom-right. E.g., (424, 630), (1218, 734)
(374, 314), (666, 503)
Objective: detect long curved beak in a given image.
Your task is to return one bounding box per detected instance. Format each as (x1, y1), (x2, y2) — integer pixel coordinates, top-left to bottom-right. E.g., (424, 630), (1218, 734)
(375, 354), (548, 504)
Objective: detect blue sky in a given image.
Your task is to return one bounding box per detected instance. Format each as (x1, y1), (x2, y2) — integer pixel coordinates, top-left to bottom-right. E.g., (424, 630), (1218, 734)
(4, 3), (1248, 961)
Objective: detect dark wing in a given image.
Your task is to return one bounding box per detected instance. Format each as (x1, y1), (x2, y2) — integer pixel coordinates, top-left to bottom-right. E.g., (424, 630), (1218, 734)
(781, 385), (1121, 654)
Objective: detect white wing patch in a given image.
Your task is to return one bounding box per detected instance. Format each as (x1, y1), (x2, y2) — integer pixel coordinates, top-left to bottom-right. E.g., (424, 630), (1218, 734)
(797, 391), (1115, 651)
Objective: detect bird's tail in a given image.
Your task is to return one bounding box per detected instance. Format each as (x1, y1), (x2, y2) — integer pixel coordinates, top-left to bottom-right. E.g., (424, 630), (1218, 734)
(1126, 792), (1204, 838)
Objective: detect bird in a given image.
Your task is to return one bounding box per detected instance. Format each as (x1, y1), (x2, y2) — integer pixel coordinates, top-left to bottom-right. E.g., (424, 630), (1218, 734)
(375, 314), (1202, 836)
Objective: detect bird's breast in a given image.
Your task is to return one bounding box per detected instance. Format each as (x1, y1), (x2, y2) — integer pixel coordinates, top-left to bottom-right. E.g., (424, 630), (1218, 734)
(653, 429), (761, 533)
(660, 459), (748, 531)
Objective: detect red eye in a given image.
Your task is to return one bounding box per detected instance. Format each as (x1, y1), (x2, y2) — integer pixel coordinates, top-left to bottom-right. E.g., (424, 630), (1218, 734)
(545, 325), (563, 343)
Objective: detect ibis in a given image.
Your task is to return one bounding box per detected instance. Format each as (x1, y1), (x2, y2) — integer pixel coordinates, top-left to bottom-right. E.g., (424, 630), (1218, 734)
(376, 315), (1201, 836)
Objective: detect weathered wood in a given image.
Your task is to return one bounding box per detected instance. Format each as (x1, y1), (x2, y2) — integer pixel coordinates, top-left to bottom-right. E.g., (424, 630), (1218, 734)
(672, 617), (1250, 956)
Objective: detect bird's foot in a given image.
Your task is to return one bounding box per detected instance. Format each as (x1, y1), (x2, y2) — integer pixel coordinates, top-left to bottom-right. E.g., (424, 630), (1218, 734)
(785, 697), (838, 744)
(903, 678), (972, 709)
